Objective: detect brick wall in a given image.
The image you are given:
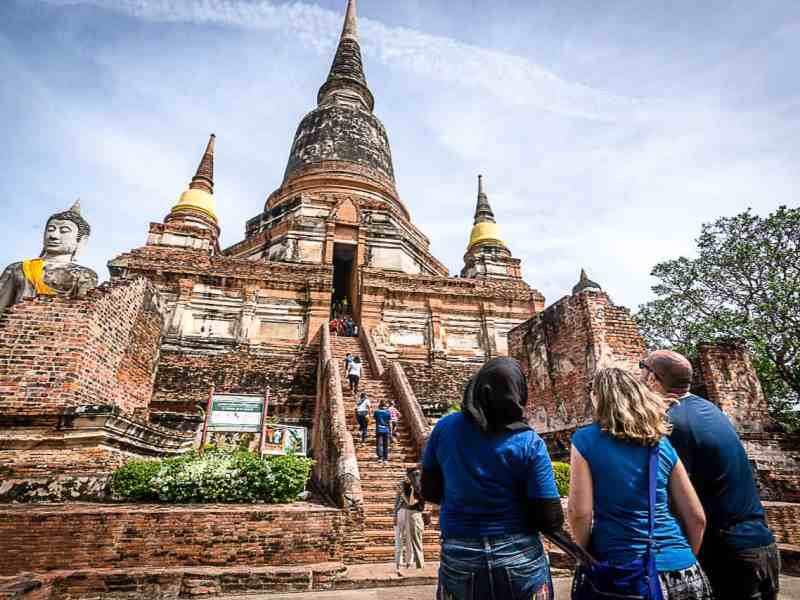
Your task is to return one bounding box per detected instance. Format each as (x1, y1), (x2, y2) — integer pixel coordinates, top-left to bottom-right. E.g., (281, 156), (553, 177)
(764, 501), (800, 546)
(0, 278), (164, 420)
(0, 503), (352, 576)
(697, 340), (772, 432)
(400, 359), (480, 417)
(508, 291), (646, 434)
(151, 345), (318, 428)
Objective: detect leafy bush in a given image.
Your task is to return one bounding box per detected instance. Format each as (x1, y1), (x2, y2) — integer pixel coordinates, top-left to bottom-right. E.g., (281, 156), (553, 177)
(552, 461), (570, 497)
(110, 459), (161, 501)
(111, 449), (312, 504)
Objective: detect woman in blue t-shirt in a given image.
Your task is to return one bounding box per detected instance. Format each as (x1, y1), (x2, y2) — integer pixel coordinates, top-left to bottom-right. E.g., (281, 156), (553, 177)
(568, 368), (711, 599)
(422, 357), (564, 600)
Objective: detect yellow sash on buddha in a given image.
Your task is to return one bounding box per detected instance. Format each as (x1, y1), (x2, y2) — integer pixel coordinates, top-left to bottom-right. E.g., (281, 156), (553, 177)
(22, 259), (56, 296)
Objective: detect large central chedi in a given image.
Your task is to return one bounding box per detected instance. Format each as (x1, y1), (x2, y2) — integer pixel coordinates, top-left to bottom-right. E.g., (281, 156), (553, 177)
(109, 0), (544, 426)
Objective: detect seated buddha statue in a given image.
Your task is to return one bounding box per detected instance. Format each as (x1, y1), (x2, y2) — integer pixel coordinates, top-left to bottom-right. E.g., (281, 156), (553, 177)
(0, 200), (99, 315)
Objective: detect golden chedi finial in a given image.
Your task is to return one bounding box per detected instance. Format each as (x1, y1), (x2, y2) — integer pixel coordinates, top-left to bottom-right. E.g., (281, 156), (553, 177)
(170, 134), (218, 224)
(467, 174), (506, 250)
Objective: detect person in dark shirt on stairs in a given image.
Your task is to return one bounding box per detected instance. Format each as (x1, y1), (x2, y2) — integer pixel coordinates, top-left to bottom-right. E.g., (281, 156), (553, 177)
(642, 350), (780, 600)
(374, 401), (392, 464)
(421, 357), (563, 600)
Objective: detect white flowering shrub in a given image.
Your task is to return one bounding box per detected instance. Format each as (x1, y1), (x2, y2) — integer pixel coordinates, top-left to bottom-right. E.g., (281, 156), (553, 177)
(111, 449), (311, 504)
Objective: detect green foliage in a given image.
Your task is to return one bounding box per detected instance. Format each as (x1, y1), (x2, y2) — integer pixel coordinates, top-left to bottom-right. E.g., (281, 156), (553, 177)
(552, 461), (570, 497)
(111, 448), (312, 504)
(110, 459), (161, 501)
(635, 206), (800, 432)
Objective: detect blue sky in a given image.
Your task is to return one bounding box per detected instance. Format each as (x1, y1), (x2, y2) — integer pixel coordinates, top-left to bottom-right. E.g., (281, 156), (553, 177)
(1, 0), (798, 310)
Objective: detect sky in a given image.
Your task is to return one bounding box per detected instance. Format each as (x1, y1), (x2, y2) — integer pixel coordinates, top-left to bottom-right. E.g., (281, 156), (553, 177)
(1, 0), (798, 310)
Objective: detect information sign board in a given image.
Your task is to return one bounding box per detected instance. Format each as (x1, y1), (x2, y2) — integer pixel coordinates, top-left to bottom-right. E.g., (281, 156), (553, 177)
(207, 395), (264, 432)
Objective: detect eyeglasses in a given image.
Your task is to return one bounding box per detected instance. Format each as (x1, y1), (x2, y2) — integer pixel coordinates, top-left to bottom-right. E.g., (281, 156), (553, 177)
(639, 360), (661, 381)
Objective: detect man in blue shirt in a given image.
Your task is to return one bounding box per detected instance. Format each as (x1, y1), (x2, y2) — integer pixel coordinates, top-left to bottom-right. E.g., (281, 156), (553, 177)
(642, 350), (780, 600)
(373, 401), (392, 463)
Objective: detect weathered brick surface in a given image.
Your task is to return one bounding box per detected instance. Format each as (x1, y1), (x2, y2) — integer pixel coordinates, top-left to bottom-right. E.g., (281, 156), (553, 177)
(697, 340), (772, 432)
(0, 278), (163, 420)
(509, 291), (645, 435)
(0, 563), (348, 600)
(310, 327), (363, 516)
(764, 501), (800, 546)
(0, 503), (351, 576)
(152, 346), (317, 427)
(401, 359), (480, 417)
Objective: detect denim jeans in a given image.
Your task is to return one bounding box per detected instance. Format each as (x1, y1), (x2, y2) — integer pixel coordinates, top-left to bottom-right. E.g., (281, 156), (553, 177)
(356, 412), (368, 441)
(700, 542), (780, 600)
(376, 431), (390, 460)
(437, 533), (552, 600)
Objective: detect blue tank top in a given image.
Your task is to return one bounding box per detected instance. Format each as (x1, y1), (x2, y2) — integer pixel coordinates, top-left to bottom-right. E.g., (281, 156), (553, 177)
(571, 424), (696, 572)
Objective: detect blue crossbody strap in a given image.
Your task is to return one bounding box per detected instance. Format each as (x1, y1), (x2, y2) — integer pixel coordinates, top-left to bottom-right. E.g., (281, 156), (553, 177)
(647, 442), (663, 600)
(648, 443), (658, 543)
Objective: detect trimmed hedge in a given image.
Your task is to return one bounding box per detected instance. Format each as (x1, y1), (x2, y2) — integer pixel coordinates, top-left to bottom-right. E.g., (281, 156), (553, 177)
(552, 461), (570, 497)
(110, 448), (312, 504)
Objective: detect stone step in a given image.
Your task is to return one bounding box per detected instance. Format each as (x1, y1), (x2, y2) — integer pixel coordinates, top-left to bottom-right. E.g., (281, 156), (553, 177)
(0, 563), (350, 597)
(364, 529), (441, 544)
(353, 544), (442, 563)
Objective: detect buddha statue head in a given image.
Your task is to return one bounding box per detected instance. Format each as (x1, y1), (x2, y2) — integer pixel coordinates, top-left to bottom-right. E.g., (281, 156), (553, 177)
(41, 199), (91, 262)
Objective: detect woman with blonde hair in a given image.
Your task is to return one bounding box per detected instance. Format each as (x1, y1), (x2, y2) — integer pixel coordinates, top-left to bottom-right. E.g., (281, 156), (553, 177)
(568, 367), (711, 600)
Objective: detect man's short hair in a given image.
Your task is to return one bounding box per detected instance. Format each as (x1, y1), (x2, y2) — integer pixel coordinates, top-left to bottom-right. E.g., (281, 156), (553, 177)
(646, 350), (693, 395)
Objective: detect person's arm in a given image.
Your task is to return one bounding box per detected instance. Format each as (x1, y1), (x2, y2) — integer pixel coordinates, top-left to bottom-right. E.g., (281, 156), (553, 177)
(522, 436), (564, 534)
(420, 427), (443, 504)
(0, 264), (20, 315)
(669, 458), (706, 555)
(567, 444), (593, 549)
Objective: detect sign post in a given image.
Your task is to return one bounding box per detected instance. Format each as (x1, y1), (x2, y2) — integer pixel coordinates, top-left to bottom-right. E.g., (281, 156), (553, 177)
(199, 384), (215, 453)
(259, 387), (271, 457)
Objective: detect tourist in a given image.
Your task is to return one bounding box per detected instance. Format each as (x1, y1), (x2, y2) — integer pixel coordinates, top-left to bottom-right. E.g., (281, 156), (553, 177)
(355, 392), (371, 443)
(388, 401), (400, 441)
(329, 317), (338, 337)
(347, 356), (362, 395)
(642, 350), (780, 600)
(421, 357), (563, 600)
(374, 401), (391, 463)
(568, 367), (711, 600)
(394, 467), (425, 576)
(345, 316), (355, 337)
(343, 352), (354, 374)
(336, 318), (346, 337)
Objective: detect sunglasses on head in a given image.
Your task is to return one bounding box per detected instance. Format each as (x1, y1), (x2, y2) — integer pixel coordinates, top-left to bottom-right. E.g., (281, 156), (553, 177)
(639, 360), (661, 381)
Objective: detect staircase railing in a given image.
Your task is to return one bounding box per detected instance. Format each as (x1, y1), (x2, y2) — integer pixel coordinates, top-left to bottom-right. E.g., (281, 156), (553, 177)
(361, 326), (431, 458)
(358, 322), (385, 379)
(311, 325), (364, 514)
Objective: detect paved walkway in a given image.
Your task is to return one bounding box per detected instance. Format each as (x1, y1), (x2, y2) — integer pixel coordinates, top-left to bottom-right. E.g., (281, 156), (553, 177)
(236, 576), (800, 599)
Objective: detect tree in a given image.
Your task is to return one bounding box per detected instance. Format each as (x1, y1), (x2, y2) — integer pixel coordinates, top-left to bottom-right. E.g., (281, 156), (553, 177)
(635, 205), (800, 431)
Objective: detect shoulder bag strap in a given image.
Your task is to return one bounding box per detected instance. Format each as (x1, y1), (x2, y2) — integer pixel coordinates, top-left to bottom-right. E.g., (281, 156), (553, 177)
(648, 443), (658, 543)
(647, 443), (664, 600)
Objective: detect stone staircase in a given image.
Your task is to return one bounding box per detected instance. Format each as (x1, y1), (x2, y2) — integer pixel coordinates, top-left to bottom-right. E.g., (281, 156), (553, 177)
(329, 336), (441, 564)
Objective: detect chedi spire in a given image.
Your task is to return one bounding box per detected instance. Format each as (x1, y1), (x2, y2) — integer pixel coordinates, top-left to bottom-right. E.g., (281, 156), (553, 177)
(474, 174), (496, 225)
(168, 134), (219, 228)
(317, 0), (374, 111)
(572, 269), (603, 295)
(190, 133), (215, 195)
(467, 175), (506, 250)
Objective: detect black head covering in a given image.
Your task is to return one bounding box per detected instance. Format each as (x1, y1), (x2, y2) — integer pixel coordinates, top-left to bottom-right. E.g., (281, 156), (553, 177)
(462, 357), (531, 434)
